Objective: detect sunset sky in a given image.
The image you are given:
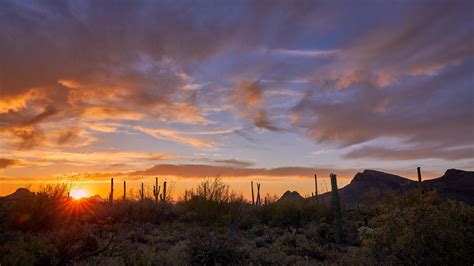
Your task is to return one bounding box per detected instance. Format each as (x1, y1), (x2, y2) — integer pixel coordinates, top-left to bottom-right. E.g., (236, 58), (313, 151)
(0, 0), (473, 199)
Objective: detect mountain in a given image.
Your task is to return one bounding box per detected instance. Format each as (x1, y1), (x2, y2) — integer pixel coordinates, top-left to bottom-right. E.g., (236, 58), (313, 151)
(278, 190), (304, 202)
(89, 194), (106, 203)
(424, 169), (474, 205)
(315, 169), (474, 206)
(1, 188), (34, 200)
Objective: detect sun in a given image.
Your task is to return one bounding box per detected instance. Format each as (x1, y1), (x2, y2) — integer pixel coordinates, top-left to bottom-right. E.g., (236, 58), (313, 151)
(70, 188), (89, 200)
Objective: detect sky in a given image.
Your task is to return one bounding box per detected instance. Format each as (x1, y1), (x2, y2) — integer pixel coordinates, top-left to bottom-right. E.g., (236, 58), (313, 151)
(0, 0), (473, 199)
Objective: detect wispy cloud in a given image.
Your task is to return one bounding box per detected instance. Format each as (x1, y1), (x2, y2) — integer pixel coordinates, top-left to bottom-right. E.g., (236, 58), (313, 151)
(344, 145), (474, 161)
(0, 158), (19, 169)
(231, 81), (281, 131)
(0, 150), (176, 168)
(133, 126), (214, 148)
(213, 159), (254, 168)
(290, 2), (474, 161)
(270, 48), (339, 57)
(130, 164), (357, 179)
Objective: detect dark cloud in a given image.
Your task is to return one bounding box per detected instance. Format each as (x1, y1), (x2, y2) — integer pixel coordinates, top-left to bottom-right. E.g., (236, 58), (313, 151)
(0, 158), (19, 169)
(10, 127), (45, 150)
(24, 106), (59, 126)
(291, 2), (474, 161)
(293, 61), (474, 158)
(344, 146), (474, 161)
(231, 81), (281, 131)
(311, 1), (473, 89)
(56, 129), (79, 145)
(0, 0), (472, 165)
(213, 159), (254, 168)
(130, 163), (356, 179)
(0, 1), (330, 150)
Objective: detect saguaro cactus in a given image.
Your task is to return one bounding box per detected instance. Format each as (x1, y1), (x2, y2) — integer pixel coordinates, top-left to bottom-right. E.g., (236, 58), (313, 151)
(256, 183), (261, 206)
(417, 167), (424, 195)
(153, 177), (160, 203)
(160, 181), (167, 202)
(109, 178), (114, 205)
(251, 181), (255, 205)
(123, 180), (126, 201)
(330, 173), (342, 244)
(314, 174), (319, 199)
(139, 182), (144, 201)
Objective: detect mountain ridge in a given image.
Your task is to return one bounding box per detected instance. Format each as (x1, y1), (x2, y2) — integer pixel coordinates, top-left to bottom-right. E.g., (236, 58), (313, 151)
(314, 168), (474, 205)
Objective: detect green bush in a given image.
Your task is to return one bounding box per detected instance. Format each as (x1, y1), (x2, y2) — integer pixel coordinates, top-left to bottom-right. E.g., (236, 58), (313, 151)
(359, 191), (474, 265)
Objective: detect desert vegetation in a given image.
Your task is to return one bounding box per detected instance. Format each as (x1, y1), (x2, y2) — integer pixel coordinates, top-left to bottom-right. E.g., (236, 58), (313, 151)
(0, 176), (473, 265)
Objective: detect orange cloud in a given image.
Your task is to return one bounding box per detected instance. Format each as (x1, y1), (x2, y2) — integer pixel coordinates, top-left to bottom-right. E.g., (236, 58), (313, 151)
(0, 126), (96, 150)
(0, 88), (44, 113)
(231, 81), (280, 131)
(0, 150), (176, 168)
(82, 106), (144, 121)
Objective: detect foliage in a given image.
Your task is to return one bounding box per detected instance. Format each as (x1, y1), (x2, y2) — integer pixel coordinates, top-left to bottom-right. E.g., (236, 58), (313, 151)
(359, 191), (474, 265)
(0, 182), (473, 265)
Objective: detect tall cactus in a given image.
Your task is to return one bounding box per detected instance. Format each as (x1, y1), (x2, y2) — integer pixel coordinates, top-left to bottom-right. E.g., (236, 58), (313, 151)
(139, 182), (144, 201)
(160, 181), (167, 202)
(153, 177), (160, 203)
(251, 181), (255, 205)
(417, 167), (424, 195)
(314, 174), (319, 200)
(256, 183), (261, 206)
(109, 178), (114, 205)
(123, 180), (126, 201)
(330, 173), (342, 244)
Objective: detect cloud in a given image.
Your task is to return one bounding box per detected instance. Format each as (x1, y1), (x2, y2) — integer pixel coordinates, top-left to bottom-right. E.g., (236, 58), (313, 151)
(82, 122), (119, 133)
(293, 60), (474, 153)
(133, 126), (214, 148)
(213, 159), (254, 168)
(5, 126), (46, 150)
(0, 159), (19, 169)
(81, 106), (145, 121)
(312, 2), (473, 89)
(270, 48), (339, 57)
(290, 2), (474, 161)
(0, 89), (44, 114)
(129, 163), (356, 179)
(1, 0), (472, 173)
(0, 1), (332, 154)
(0, 150), (176, 168)
(231, 81), (280, 131)
(344, 145), (474, 161)
(0, 1), (236, 151)
(0, 126), (96, 150)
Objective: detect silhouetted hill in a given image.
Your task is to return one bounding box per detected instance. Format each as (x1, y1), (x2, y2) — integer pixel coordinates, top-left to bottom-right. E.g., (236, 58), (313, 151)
(278, 190), (304, 202)
(424, 169), (474, 204)
(90, 194), (106, 203)
(316, 169), (474, 205)
(1, 188), (34, 200)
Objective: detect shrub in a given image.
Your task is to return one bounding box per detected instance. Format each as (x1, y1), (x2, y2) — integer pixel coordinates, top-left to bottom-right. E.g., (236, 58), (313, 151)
(1, 185), (69, 232)
(186, 229), (248, 265)
(359, 191), (474, 265)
